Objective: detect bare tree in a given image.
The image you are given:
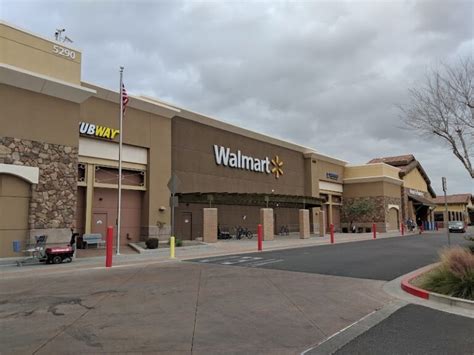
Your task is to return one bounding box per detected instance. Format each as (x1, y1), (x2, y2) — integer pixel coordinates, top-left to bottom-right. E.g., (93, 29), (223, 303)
(399, 56), (473, 178)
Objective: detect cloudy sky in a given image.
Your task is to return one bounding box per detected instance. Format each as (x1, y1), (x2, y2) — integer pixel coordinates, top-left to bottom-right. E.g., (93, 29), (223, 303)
(3, 0), (473, 193)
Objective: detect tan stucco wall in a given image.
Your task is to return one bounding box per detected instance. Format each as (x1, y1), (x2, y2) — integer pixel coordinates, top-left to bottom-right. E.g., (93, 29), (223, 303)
(0, 23), (81, 84)
(0, 174), (31, 257)
(304, 158), (320, 197)
(343, 182), (384, 197)
(383, 182), (403, 198)
(434, 204), (467, 213)
(344, 164), (400, 180)
(0, 84), (80, 147)
(403, 169), (428, 192)
(318, 160), (345, 184)
(343, 181), (401, 198)
(80, 95), (172, 233)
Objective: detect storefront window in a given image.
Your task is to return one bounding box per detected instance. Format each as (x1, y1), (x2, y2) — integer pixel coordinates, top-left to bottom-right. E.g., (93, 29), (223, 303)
(78, 164), (86, 182)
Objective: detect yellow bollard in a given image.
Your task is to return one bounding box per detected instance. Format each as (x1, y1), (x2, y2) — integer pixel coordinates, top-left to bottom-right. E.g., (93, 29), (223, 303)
(170, 236), (175, 259)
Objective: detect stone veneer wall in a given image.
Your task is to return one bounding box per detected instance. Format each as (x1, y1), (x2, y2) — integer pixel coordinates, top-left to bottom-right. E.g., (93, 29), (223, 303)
(341, 196), (402, 233)
(0, 137), (78, 244)
(400, 186), (409, 222)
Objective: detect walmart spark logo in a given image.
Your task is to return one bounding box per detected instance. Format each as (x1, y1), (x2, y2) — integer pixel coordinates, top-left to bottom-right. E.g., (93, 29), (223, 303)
(271, 155), (284, 179)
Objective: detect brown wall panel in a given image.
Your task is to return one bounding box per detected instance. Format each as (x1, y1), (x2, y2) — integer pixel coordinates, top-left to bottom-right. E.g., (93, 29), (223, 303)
(175, 203), (302, 240)
(92, 188), (143, 244)
(0, 85), (80, 147)
(172, 117), (305, 196)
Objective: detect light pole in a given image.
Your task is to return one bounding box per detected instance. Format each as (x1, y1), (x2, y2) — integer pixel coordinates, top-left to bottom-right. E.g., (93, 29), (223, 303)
(442, 177), (450, 246)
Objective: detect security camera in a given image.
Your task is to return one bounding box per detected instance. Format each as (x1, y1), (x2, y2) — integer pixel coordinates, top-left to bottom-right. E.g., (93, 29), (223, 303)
(159, 206), (166, 212)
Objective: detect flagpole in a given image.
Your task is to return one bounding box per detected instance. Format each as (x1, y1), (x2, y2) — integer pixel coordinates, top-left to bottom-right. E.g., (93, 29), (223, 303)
(117, 66), (124, 255)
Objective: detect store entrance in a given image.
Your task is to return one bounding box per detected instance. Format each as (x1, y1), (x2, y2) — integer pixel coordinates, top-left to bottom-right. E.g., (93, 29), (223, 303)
(414, 204), (429, 224)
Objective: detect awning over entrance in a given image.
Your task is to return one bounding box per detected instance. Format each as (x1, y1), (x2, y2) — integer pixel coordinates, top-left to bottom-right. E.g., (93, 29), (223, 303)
(177, 192), (323, 208)
(407, 193), (436, 207)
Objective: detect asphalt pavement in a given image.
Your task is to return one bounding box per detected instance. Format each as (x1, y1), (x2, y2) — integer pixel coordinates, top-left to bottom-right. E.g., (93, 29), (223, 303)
(189, 232), (470, 281)
(334, 304), (474, 355)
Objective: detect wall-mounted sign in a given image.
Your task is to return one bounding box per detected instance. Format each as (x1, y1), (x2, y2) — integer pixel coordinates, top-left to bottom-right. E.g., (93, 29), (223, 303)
(79, 122), (120, 140)
(408, 188), (425, 197)
(326, 172), (339, 181)
(213, 145), (284, 179)
(52, 44), (76, 60)
(271, 156), (284, 178)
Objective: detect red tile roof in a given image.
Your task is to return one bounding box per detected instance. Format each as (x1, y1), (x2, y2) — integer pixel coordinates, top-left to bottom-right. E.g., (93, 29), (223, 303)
(432, 194), (473, 204)
(368, 154), (415, 166)
(368, 154), (436, 197)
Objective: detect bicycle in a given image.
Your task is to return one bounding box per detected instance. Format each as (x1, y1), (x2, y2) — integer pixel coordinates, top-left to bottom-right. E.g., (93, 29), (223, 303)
(235, 226), (253, 239)
(279, 225), (289, 236)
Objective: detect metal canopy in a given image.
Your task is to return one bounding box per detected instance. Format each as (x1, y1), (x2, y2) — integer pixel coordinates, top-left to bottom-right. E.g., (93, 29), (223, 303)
(407, 193), (436, 207)
(176, 192), (323, 208)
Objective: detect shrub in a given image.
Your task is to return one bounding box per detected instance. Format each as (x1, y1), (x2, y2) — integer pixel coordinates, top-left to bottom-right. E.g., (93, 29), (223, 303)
(169, 237), (183, 247)
(145, 238), (159, 249)
(421, 247), (474, 300)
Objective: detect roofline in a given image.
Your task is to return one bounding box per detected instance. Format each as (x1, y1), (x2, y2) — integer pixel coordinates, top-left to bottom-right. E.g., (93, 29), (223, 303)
(178, 108), (347, 162)
(0, 63), (96, 103)
(345, 162), (401, 172)
(84, 84), (346, 161)
(81, 81), (180, 118)
(0, 20), (82, 52)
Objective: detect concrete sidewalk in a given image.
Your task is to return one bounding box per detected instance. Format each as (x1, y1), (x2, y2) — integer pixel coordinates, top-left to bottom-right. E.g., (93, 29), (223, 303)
(0, 257), (392, 354)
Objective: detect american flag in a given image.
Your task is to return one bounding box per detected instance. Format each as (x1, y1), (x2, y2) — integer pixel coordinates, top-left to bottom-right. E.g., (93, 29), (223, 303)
(121, 83), (129, 114)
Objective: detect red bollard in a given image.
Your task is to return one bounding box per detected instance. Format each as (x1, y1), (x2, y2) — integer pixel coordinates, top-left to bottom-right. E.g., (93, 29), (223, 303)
(257, 224), (263, 251)
(373, 223), (376, 239)
(106, 226), (113, 268)
(401, 222), (405, 236)
(330, 224), (334, 244)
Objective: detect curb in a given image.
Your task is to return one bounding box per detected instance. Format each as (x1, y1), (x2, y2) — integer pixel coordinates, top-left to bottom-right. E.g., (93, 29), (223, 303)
(401, 269), (430, 299)
(401, 266), (474, 310)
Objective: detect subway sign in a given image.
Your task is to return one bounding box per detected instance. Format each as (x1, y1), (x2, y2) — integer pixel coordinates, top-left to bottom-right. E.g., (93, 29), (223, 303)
(79, 122), (120, 140)
(213, 145), (284, 178)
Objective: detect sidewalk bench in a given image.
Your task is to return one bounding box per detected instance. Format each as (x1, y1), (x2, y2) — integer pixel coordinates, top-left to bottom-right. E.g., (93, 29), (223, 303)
(82, 234), (106, 248)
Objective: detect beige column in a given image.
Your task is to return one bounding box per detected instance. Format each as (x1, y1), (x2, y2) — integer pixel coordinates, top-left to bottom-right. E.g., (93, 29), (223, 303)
(203, 208), (218, 243)
(299, 209), (310, 239)
(319, 210), (325, 236)
(260, 208), (274, 240)
(84, 163), (95, 234)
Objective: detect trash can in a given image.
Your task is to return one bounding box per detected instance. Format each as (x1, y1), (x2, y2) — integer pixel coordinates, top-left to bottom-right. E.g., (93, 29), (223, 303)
(13, 240), (21, 253)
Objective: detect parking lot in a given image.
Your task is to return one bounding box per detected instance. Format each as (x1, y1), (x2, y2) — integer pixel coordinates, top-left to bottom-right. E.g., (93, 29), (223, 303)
(1, 230), (472, 354)
(189, 232), (470, 281)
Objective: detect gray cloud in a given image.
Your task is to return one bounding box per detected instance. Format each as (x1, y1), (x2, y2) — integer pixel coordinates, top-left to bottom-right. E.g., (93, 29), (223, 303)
(3, 0), (473, 193)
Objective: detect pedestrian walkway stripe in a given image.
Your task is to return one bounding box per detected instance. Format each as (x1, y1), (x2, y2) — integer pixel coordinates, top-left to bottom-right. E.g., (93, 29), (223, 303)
(248, 259), (284, 267)
(198, 255), (241, 263)
(221, 256), (263, 265)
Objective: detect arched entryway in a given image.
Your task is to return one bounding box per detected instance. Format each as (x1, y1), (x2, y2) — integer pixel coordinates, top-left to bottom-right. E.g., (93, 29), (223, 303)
(387, 207), (399, 231)
(0, 174), (31, 257)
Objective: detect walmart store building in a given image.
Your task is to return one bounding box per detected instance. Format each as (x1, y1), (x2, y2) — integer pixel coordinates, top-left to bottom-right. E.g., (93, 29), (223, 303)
(0, 22), (438, 257)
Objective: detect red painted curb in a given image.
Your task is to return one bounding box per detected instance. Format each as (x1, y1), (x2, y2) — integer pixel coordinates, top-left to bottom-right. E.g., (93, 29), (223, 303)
(401, 270), (430, 300)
